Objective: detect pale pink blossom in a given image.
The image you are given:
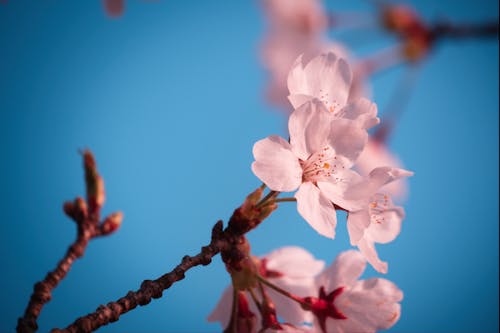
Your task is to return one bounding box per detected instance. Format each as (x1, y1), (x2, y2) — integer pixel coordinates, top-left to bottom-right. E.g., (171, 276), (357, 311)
(356, 138), (409, 201)
(309, 250), (403, 333)
(208, 246), (324, 330)
(262, 0), (328, 35)
(262, 33), (325, 107)
(287, 52), (378, 132)
(252, 97), (372, 238)
(260, 0), (328, 107)
(346, 167), (413, 273)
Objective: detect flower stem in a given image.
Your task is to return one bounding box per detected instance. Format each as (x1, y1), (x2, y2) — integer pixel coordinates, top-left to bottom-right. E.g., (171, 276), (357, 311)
(255, 191), (279, 209)
(256, 275), (307, 307)
(248, 288), (263, 313)
(272, 197), (296, 204)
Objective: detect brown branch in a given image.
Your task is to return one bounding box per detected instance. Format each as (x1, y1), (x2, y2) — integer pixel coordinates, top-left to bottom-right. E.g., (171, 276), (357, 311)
(51, 221), (225, 333)
(51, 187), (278, 333)
(17, 151), (122, 333)
(431, 20), (499, 40)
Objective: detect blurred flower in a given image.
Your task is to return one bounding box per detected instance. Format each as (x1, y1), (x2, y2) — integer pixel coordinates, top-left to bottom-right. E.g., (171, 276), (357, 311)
(287, 52), (378, 130)
(345, 167), (413, 273)
(356, 138), (409, 201)
(208, 246), (324, 330)
(307, 250), (403, 332)
(261, 0), (372, 111)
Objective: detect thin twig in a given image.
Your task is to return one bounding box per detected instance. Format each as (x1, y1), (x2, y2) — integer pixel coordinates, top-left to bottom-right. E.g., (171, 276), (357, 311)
(51, 221), (225, 333)
(17, 150), (120, 333)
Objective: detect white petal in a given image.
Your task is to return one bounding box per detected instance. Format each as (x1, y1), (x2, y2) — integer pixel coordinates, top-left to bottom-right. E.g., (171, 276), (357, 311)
(252, 135), (303, 192)
(295, 182), (337, 239)
(288, 99), (331, 160)
(264, 246), (325, 278)
(317, 250), (366, 291)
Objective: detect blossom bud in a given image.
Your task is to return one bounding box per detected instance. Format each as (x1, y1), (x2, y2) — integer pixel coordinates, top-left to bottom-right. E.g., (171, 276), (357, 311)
(240, 187), (263, 217)
(257, 202), (277, 221)
(402, 35), (431, 62)
(382, 5), (419, 34)
(83, 150), (106, 213)
(63, 197), (88, 222)
(100, 211), (123, 235)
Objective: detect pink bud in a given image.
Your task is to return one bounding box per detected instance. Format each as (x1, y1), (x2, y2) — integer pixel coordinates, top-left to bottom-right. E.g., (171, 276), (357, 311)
(100, 211), (123, 235)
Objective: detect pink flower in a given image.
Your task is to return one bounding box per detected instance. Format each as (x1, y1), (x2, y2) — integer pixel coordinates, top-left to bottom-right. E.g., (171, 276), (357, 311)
(287, 53), (378, 132)
(356, 138), (409, 201)
(252, 98), (371, 238)
(262, 0), (328, 35)
(346, 167), (413, 273)
(308, 250), (403, 333)
(208, 246), (324, 330)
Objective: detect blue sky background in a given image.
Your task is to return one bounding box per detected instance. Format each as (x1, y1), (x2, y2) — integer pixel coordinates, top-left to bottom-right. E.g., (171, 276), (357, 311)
(0, 1), (498, 332)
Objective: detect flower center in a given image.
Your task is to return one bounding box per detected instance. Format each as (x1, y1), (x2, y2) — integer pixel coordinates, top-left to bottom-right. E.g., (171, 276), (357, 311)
(369, 193), (390, 224)
(300, 146), (345, 182)
(303, 286), (347, 333)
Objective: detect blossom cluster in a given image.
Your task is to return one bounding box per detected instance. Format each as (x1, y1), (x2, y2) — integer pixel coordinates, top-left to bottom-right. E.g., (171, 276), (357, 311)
(208, 1), (413, 331)
(208, 47), (412, 332)
(210, 248), (402, 333)
(254, 52), (412, 274)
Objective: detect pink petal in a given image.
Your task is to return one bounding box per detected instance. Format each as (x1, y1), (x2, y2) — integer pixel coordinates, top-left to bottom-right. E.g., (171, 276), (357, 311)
(287, 55), (308, 101)
(328, 119), (368, 166)
(295, 182), (337, 239)
(303, 52), (352, 110)
(355, 139), (409, 201)
(288, 99), (331, 160)
(287, 93), (314, 110)
(367, 196), (404, 244)
(339, 98), (380, 129)
(318, 250), (366, 291)
(265, 246), (325, 278)
(346, 209), (371, 245)
(356, 236), (388, 274)
(316, 169), (366, 211)
(346, 167), (413, 201)
(341, 278), (403, 330)
(268, 284), (315, 324)
(252, 135), (302, 192)
(207, 286), (233, 327)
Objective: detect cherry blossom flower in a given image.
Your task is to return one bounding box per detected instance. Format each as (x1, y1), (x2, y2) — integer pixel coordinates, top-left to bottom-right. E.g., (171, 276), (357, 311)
(262, 0), (328, 35)
(356, 137), (409, 201)
(252, 97), (373, 238)
(307, 250), (403, 333)
(260, 0), (328, 107)
(287, 52), (378, 131)
(208, 246), (324, 330)
(345, 167), (413, 273)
